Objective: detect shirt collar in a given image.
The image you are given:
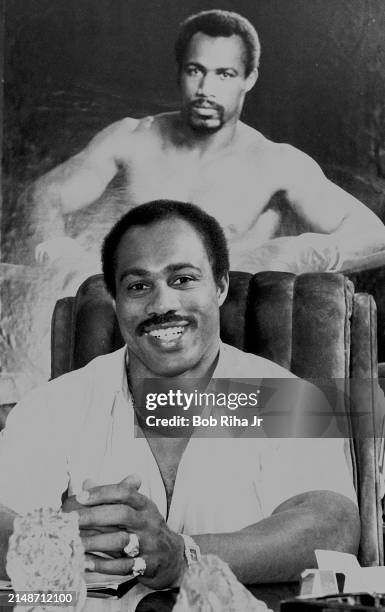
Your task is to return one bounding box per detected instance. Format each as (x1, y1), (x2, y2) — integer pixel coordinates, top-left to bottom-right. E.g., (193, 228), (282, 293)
(120, 340), (226, 395)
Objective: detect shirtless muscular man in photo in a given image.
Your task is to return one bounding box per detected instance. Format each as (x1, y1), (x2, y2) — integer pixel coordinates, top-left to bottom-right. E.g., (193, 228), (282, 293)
(27, 9), (385, 274)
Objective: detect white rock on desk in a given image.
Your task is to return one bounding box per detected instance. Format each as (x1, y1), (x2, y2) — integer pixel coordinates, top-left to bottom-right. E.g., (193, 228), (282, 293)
(6, 507), (86, 612)
(173, 554), (272, 612)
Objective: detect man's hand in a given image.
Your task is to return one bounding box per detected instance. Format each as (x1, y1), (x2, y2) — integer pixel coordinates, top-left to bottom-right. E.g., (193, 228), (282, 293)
(230, 234), (340, 274)
(63, 476), (185, 589)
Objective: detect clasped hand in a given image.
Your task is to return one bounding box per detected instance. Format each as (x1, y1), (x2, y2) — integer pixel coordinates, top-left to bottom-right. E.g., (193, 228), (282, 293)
(62, 475), (185, 589)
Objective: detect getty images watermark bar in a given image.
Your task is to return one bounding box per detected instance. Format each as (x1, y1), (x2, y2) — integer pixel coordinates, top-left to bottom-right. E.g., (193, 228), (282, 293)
(132, 378), (384, 438)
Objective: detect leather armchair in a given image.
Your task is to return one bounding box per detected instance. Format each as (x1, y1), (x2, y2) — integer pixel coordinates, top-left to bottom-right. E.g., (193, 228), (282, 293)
(346, 261), (385, 365)
(51, 271), (384, 567)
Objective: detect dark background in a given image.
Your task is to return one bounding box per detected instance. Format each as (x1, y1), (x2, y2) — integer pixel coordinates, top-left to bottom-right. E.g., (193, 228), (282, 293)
(2, 0), (385, 260)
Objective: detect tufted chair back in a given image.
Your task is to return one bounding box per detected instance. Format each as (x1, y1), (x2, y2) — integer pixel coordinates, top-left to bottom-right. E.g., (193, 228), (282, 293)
(51, 271), (384, 567)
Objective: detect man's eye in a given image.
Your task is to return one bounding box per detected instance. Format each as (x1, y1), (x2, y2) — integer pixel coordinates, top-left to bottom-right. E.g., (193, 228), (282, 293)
(126, 283), (149, 292)
(172, 276), (195, 286)
(185, 66), (200, 76)
(219, 72), (233, 79)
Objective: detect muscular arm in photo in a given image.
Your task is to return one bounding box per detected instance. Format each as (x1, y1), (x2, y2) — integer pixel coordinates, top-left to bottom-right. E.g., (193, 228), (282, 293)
(20, 118), (138, 262)
(230, 146), (385, 273)
(285, 146), (385, 264)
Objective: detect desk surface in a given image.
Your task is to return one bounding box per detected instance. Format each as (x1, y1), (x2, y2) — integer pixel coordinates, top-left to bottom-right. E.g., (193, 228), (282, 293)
(0, 582), (299, 612)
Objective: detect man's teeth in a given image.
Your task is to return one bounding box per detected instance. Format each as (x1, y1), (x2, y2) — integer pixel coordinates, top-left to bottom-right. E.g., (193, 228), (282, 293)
(148, 326), (185, 341)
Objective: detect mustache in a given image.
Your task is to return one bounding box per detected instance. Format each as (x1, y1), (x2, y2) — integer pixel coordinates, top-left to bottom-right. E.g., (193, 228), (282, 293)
(190, 98), (223, 112)
(138, 313), (193, 335)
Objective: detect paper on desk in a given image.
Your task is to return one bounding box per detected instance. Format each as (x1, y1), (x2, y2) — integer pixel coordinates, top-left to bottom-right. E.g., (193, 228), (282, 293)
(0, 575), (134, 592)
(86, 571), (135, 590)
(315, 549), (360, 573)
(315, 549), (385, 593)
(344, 566), (385, 593)
(84, 552), (135, 591)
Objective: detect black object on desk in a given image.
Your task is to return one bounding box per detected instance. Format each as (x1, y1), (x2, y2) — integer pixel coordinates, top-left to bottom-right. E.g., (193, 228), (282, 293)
(87, 577), (138, 599)
(135, 583), (300, 612)
(281, 592), (385, 611)
(135, 588), (179, 611)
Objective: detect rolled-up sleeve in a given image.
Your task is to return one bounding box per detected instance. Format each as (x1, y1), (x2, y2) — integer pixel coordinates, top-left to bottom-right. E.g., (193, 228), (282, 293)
(255, 378), (357, 515)
(258, 437), (357, 517)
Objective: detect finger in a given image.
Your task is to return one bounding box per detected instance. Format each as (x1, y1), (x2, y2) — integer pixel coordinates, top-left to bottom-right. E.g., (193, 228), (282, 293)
(81, 475), (141, 493)
(80, 526), (118, 536)
(76, 482), (146, 510)
(81, 530), (130, 554)
(120, 474), (142, 490)
(85, 553), (135, 576)
(82, 478), (99, 490)
(76, 475), (140, 504)
(79, 529), (102, 538)
(63, 496), (125, 532)
(62, 495), (119, 519)
(77, 503), (138, 529)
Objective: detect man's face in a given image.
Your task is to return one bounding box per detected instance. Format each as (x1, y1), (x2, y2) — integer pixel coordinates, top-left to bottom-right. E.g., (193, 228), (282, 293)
(180, 32), (257, 133)
(114, 218), (228, 378)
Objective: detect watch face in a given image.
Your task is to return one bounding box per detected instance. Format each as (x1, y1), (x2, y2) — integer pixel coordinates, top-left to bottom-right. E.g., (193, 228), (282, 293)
(182, 534), (201, 566)
(189, 547), (199, 563)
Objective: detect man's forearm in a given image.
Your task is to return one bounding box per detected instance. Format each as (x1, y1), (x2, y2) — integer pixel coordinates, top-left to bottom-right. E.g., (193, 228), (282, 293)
(192, 494), (359, 585)
(230, 227), (385, 275)
(0, 505), (17, 579)
(291, 227), (385, 273)
(229, 234), (323, 274)
(19, 149), (114, 253)
(329, 227), (385, 271)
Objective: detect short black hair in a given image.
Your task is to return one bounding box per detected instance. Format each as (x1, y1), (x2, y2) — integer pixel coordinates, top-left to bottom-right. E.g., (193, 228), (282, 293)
(102, 200), (230, 297)
(175, 9), (261, 77)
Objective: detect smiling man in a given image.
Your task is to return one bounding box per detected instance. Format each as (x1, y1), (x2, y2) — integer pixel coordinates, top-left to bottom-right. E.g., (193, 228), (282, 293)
(108, 211), (227, 380)
(24, 9), (385, 273)
(0, 200), (359, 587)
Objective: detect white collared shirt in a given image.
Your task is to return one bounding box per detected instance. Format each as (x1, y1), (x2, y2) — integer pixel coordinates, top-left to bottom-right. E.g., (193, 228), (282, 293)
(0, 343), (356, 532)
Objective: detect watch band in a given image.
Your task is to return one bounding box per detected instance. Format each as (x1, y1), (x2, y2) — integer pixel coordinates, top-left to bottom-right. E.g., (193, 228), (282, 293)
(180, 533), (202, 567)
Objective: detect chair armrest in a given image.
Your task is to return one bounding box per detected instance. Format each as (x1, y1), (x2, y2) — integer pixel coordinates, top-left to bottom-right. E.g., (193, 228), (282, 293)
(347, 263), (385, 362)
(51, 297), (75, 379)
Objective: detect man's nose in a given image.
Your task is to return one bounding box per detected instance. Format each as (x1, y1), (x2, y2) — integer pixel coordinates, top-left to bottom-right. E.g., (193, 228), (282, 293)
(145, 284), (180, 316)
(197, 72), (215, 97)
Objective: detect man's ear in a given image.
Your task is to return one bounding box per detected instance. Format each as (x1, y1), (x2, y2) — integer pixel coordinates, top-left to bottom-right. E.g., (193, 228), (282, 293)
(245, 67), (258, 93)
(217, 273), (229, 306)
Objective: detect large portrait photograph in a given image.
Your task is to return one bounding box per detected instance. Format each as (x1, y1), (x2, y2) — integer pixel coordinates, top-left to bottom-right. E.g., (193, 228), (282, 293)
(2, 0), (385, 401)
(1, 1), (385, 607)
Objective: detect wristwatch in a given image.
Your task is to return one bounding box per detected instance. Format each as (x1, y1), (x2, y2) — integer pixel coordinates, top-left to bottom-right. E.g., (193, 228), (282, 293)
(180, 533), (202, 567)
